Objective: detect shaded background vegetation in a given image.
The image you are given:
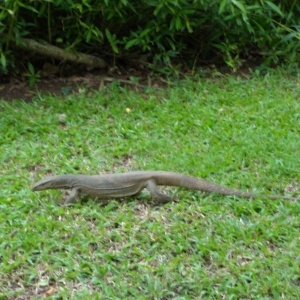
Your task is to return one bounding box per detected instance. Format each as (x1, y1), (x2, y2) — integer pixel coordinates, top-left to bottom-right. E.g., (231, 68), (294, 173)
(1, 0), (300, 77)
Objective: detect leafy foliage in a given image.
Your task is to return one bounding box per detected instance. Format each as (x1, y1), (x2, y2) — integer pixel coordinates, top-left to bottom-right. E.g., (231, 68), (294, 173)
(1, 0), (300, 75)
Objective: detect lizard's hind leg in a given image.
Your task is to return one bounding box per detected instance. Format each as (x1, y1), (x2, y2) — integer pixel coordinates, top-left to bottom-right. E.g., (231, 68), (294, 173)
(146, 180), (172, 203)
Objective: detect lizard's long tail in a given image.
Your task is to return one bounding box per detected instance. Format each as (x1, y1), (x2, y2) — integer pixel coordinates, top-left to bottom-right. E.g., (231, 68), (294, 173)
(179, 174), (256, 198)
(155, 172), (297, 200)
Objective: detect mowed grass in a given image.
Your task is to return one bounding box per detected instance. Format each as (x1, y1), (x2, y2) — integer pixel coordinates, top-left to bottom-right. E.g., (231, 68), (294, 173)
(1, 71), (300, 299)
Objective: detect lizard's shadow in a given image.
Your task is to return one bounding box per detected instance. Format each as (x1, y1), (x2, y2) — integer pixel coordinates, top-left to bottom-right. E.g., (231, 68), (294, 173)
(78, 193), (173, 208)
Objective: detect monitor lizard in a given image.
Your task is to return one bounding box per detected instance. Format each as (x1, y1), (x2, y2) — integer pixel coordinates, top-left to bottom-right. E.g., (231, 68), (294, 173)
(32, 171), (298, 204)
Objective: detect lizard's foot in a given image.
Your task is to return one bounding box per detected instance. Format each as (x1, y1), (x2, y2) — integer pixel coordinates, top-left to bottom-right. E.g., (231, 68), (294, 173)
(64, 188), (80, 204)
(153, 193), (173, 204)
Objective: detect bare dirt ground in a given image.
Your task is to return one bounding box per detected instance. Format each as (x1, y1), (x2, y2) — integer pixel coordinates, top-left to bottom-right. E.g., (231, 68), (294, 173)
(0, 68), (169, 101)
(0, 60), (257, 102)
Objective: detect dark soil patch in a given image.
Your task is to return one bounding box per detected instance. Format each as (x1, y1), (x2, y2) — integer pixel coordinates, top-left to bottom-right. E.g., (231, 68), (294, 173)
(0, 60), (259, 101)
(0, 69), (167, 101)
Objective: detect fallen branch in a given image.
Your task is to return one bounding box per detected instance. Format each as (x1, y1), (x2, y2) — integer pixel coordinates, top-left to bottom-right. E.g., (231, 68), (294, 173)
(17, 38), (107, 69)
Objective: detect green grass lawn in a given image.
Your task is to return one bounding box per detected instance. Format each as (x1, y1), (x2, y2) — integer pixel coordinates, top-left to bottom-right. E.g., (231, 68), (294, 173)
(1, 71), (300, 299)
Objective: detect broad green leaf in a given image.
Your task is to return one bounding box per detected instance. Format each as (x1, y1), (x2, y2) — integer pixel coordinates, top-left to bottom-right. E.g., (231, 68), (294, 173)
(105, 29), (113, 43)
(154, 3), (163, 16)
(232, 0), (246, 14)
(86, 30), (91, 43)
(125, 39), (138, 50)
(28, 62), (35, 74)
(186, 19), (193, 33)
(175, 16), (182, 30)
(17, 2), (38, 13)
(140, 28), (151, 38)
(265, 1), (284, 17)
(1, 52), (6, 68)
(105, 29), (119, 53)
(219, 0), (228, 14)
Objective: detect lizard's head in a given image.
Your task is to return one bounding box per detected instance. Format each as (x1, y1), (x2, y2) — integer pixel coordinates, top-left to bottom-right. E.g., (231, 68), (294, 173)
(32, 175), (71, 191)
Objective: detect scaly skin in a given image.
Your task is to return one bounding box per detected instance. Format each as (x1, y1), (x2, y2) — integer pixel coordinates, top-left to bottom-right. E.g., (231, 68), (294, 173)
(32, 171), (298, 204)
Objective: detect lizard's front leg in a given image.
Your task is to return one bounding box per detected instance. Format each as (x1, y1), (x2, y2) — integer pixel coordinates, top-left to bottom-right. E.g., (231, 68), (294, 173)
(65, 188), (80, 204)
(146, 180), (172, 203)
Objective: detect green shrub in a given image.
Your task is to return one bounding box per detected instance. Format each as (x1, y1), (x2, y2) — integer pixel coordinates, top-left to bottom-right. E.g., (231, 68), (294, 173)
(1, 0), (299, 75)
